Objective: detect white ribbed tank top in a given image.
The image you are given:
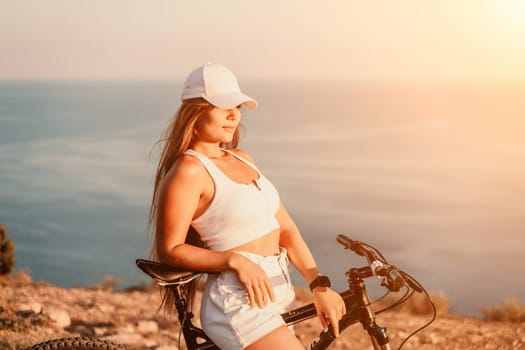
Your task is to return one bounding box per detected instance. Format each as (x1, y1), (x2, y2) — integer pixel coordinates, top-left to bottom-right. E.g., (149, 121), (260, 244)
(185, 149), (281, 251)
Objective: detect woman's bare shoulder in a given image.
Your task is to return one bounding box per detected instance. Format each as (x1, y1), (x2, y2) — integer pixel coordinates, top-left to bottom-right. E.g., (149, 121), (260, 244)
(162, 154), (206, 189)
(177, 154), (206, 173)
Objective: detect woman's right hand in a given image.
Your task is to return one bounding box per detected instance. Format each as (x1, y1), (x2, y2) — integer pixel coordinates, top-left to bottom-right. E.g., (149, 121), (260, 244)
(227, 252), (275, 308)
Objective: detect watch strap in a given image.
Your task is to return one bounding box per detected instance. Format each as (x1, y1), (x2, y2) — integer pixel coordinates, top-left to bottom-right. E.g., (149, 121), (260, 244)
(309, 275), (331, 291)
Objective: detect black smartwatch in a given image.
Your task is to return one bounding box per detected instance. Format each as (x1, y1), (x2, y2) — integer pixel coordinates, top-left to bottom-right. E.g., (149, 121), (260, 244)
(309, 275), (331, 291)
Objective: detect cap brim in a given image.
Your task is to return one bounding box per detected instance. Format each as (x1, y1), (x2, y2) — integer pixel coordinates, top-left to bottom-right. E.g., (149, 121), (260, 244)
(203, 92), (257, 110)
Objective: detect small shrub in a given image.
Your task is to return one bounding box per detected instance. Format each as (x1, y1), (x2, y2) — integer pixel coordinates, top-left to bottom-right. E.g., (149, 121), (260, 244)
(97, 275), (122, 290)
(481, 297), (525, 322)
(11, 269), (32, 285)
(124, 278), (155, 292)
(0, 224), (16, 275)
(379, 290), (449, 316)
(0, 317), (32, 332)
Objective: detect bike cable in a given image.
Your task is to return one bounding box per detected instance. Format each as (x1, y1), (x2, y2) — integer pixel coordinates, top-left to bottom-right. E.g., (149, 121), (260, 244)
(370, 289), (391, 307)
(361, 241), (388, 264)
(360, 239), (438, 349)
(395, 271), (437, 350)
(368, 251), (437, 350)
(374, 286), (414, 315)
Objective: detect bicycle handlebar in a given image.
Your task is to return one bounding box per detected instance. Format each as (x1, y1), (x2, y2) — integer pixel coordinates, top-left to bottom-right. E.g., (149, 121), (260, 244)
(336, 235), (436, 349)
(337, 234), (421, 292)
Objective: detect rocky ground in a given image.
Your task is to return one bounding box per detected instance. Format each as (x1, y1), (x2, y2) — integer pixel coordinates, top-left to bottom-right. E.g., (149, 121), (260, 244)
(1, 272), (524, 350)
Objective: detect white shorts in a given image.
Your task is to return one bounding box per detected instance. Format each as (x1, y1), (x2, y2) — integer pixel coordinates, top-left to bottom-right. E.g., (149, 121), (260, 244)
(200, 248), (296, 350)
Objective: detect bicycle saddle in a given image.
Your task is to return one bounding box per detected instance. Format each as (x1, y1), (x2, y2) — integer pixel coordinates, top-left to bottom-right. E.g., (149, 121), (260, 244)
(135, 259), (202, 285)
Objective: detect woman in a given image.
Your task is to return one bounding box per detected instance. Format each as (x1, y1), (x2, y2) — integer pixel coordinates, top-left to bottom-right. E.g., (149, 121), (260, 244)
(149, 63), (345, 350)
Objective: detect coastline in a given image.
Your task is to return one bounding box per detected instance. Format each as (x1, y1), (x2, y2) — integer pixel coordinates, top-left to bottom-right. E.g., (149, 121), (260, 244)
(1, 272), (523, 350)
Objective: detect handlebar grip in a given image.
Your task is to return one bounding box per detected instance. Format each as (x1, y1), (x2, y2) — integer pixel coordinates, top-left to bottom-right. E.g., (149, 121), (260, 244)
(337, 234), (370, 259)
(336, 234), (354, 247)
(337, 234), (366, 256)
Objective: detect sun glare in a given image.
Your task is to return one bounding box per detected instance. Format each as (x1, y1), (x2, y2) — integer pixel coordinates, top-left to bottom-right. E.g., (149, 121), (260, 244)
(502, 1), (525, 29)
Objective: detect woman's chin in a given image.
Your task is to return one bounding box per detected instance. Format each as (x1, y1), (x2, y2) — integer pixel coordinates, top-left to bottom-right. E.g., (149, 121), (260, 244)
(221, 135), (234, 143)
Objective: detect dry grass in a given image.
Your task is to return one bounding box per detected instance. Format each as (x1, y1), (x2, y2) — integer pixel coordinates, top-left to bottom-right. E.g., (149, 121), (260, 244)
(0, 269), (32, 286)
(96, 275), (123, 291)
(379, 290), (450, 316)
(480, 297), (525, 322)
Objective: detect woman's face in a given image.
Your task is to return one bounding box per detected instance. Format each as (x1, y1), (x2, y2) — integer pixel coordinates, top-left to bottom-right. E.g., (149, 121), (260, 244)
(194, 105), (242, 144)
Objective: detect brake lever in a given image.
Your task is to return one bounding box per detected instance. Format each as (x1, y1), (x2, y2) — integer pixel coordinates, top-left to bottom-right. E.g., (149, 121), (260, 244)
(376, 265), (405, 292)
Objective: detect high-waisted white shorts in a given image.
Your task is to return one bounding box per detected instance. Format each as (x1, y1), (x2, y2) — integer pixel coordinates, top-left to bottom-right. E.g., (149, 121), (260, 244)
(200, 248), (296, 350)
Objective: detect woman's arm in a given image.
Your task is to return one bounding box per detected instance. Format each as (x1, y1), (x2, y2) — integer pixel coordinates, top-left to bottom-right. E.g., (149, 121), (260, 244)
(155, 155), (231, 270)
(276, 204), (320, 282)
(276, 204), (346, 337)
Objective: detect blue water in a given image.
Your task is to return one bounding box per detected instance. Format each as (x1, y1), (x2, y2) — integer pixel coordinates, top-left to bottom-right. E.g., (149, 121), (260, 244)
(1, 80), (524, 316)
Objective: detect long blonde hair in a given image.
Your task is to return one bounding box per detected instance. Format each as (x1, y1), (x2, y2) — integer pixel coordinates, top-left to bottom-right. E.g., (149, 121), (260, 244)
(148, 98), (242, 243)
(148, 98), (243, 312)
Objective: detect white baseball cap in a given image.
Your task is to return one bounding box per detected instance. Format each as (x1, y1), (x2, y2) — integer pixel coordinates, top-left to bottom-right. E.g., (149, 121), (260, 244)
(181, 63), (257, 110)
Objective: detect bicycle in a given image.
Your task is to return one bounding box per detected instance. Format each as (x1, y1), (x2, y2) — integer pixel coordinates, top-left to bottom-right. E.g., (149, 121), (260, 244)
(27, 234), (435, 350)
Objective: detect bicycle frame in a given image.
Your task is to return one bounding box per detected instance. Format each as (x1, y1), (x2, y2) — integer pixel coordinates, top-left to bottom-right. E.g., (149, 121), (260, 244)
(166, 278), (217, 350)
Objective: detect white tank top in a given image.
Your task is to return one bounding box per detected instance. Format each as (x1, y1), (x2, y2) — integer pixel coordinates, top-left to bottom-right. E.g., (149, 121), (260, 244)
(185, 149), (281, 251)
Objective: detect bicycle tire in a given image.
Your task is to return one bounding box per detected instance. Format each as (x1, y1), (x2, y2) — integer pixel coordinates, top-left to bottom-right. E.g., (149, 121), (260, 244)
(26, 337), (129, 350)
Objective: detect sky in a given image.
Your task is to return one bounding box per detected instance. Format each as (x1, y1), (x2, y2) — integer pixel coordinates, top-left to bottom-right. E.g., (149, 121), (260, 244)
(1, 0), (525, 81)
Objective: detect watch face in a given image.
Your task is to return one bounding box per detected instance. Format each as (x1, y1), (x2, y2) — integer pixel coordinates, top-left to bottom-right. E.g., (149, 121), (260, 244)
(310, 275), (332, 291)
(318, 276), (331, 287)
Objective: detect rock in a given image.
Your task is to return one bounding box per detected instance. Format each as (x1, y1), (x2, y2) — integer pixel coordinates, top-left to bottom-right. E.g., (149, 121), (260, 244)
(117, 324), (135, 333)
(17, 302), (42, 314)
(136, 320), (159, 334)
(70, 324), (93, 336)
(97, 303), (115, 313)
(143, 339), (158, 347)
(93, 326), (109, 336)
(29, 313), (52, 327)
(429, 332), (443, 344)
(101, 333), (143, 345)
(43, 307), (71, 328)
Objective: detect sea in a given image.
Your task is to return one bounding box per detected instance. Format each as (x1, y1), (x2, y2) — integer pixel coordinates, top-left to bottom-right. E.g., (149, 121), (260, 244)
(1, 79), (524, 316)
